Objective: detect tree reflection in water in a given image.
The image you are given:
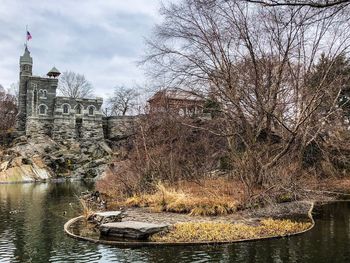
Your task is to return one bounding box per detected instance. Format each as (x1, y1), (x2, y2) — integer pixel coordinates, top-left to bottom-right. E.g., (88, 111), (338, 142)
(1, 182), (350, 263)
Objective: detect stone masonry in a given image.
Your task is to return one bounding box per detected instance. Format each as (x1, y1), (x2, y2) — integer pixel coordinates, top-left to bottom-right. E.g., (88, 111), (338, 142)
(16, 47), (104, 141)
(1, 47), (142, 182)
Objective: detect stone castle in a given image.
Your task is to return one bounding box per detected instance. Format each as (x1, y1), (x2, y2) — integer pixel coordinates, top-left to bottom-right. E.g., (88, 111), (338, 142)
(16, 47), (137, 142)
(16, 47), (104, 141)
(0, 47), (139, 182)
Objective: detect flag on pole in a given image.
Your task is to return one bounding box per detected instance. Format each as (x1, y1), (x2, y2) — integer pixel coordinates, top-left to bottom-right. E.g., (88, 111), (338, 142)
(27, 31), (32, 41)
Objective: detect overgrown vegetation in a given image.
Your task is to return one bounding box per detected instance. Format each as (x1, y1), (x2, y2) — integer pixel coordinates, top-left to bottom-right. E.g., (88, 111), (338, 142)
(97, 114), (229, 198)
(98, 109), (349, 214)
(79, 198), (95, 220)
(123, 182), (240, 216)
(0, 85), (17, 134)
(151, 219), (312, 242)
(98, 0), (350, 211)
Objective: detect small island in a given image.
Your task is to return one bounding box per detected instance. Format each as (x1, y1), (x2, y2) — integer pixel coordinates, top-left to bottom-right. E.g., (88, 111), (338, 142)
(1, 0), (350, 261)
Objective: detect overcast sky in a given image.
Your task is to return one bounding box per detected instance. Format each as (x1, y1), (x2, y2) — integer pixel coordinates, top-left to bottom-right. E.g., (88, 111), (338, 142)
(0, 0), (163, 99)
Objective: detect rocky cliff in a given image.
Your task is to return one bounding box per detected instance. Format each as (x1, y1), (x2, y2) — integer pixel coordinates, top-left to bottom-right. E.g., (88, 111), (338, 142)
(0, 135), (112, 183)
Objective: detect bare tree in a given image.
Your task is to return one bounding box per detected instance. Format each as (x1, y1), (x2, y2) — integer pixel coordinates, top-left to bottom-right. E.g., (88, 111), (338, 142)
(107, 86), (140, 116)
(143, 0), (350, 194)
(58, 71), (94, 98)
(244, 0), (350, 8)
(10, 82), (19, 105)
(0, 85), (17, 133)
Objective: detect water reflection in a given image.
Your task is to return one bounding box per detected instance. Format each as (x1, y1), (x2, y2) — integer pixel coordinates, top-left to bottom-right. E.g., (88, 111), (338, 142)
(0, 182), (95, 263)
(1, 182), (350, 262)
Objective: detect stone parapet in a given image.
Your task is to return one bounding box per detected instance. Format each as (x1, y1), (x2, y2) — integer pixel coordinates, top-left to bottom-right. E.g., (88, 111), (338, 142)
(80, 119), (104, 140)
(103, 116), (139, 140)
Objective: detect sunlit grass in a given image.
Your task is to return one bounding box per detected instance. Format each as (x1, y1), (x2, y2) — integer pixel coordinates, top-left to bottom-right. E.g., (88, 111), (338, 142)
(79, 198), (95, 220)
(151, 219), (312, 242)
(124, 182), (239, 216)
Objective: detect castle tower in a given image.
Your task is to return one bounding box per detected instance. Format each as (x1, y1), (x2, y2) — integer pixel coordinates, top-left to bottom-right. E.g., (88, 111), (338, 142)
(13, 45), (104, 140)
(16, 46), (33, 133)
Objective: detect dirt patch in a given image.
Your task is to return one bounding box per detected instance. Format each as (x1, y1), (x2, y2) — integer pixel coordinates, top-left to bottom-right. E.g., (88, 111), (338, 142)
(110, 200), (313, 225)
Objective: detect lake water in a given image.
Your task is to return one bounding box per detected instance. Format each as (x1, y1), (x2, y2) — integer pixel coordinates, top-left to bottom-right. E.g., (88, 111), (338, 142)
(0, 182), (350, 263)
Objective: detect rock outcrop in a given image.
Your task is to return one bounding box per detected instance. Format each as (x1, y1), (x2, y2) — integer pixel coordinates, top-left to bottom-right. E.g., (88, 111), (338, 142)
(0, 134), (112, 183)
(88, 211), (125, 225)
(99, 221), (169, 240)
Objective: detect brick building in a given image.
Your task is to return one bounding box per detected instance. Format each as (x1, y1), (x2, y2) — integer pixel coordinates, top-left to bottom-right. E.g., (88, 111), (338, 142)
(147, 89), (205, 116)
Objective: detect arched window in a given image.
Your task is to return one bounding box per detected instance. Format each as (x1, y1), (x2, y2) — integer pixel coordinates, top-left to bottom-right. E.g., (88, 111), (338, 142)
(39, 90), (47, 99)
(63, 104), (69, 114)
(76, 104), (82, 114)
(88, 106), (94, 116)
(39, 105), (47, 115)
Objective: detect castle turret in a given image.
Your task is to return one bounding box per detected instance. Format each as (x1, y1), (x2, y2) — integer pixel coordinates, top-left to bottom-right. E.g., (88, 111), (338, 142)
(16, 46), (33, 133)
(20, 46), (33, 77)
(47, 67), (61, 78)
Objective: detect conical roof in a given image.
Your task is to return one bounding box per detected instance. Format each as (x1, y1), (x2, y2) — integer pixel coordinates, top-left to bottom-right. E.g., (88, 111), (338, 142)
(20, 46), (33, 65)
(47, 67), (61, 78)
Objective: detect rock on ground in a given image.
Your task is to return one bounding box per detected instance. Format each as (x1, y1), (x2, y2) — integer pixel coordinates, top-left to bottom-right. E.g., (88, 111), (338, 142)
(89, 211), (125, 225)
(99, 221), (169, 240)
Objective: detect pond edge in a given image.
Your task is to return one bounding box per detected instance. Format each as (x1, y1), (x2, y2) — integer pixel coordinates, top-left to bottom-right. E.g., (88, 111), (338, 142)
(64, 201), (315, 248)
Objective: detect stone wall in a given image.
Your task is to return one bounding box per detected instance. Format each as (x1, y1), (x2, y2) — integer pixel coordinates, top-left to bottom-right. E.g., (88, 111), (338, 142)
(16, 48), (33, 134)
(81, 118), (104, 140)
(26, 116), (53, 137)
(26, 77), (58, 118)
(52, 117), (76, 141)
(103, 116), (139, 140)
(16, 78), (29, 134)
(22, 76), (58, 137)
(52, 96), (104, 141)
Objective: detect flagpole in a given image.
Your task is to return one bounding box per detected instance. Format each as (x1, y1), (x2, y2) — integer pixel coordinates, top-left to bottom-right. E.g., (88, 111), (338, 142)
(25, 25), (28, 48)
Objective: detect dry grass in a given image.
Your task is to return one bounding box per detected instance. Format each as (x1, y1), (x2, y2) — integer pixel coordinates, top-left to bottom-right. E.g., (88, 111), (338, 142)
(124, 181), (241, 216)
(151, 219), (312, 242)
(95, 160), (142, 199)
(79, 198), (95, 220)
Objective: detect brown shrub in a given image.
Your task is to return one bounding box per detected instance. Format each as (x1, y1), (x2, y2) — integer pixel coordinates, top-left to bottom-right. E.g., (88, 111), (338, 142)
(97, 113), (229, 197)
(97, 110), (350, 209)
(123, 181), (241, 216)
(0, 87), (17, 136)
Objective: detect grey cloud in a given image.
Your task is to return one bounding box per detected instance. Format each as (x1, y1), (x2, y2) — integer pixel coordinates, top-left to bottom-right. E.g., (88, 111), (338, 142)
(0, 0), (161, 97)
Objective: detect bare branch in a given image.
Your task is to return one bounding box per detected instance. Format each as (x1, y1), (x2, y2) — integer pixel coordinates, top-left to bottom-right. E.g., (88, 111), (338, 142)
(58, 71), (94, 99)
(106, 86), (140, 116)
(244, 0), (350, 8)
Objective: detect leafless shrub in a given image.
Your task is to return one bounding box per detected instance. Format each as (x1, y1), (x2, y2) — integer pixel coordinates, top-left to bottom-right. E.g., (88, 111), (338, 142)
(106, 85), (140, 116)
(142, 0), (350, 195)
(130, 113), (228, 187)
(97, 113), (229, 196)
(0, 86), (17, 134)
